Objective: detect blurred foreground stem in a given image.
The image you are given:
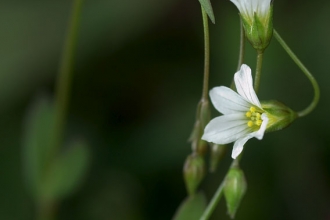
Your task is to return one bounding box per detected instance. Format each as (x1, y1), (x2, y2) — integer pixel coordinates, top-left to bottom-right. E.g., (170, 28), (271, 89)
(51, 0), (83, 159)
(39, 0), (83, 219)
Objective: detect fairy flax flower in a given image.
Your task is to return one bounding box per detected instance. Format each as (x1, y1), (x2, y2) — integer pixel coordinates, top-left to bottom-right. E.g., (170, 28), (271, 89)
(202, 64), (298, 159)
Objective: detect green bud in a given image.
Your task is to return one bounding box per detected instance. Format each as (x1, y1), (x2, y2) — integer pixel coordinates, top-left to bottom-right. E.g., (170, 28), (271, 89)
(224, 167), (247, 219)
(261, 100), (298, 133)
(188, 100), (211, 155)
(183, 154), (205, 196)
(209, 144), (226, 173)
(240, 2), (274, 51)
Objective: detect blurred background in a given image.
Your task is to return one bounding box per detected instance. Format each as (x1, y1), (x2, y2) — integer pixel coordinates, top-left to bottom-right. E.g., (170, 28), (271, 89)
(1, 0), (330, 219)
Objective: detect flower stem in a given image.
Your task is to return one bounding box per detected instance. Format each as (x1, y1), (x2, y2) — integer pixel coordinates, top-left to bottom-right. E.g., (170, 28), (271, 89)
(201, 6), (210, 102)
(51, 0), (83, 156)
(231, 19), (245, 90)
(237, 19), (245, 71)
(254, 50), (264, 93)
(199, 159), (239, 220)
(273, 29), (320, 117)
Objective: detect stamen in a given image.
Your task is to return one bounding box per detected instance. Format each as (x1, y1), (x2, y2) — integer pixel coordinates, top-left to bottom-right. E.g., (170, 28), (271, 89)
(247, 121), (254, 127)
(250, 107), (256, 112)
(256, 120), (262, 126)
(246, 112), (252, 117)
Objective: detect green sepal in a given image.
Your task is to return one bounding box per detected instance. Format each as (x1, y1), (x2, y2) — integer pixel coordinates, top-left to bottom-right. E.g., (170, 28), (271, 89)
(209, 144), (226, 173)
(183, 154), (205, 196)
(188, 100), (210, 155)
(240, 2), (274, 51)
(224, 167), (247, 219)
(173, 191), (207, 220)
(199, 0), (215, 24)
(261, 100), (298, 133)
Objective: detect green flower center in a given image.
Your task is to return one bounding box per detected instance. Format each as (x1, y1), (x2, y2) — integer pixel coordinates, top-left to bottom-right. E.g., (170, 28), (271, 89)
(245, 107), (263, 128)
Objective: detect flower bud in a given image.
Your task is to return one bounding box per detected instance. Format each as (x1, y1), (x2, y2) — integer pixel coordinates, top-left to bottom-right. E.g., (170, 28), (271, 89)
(183, 154), (205, 196)
(239, 1), (274, 51)
(209, 144), (226, 173)
(224, 167), (247, 219)
(261, 100), (298, 133)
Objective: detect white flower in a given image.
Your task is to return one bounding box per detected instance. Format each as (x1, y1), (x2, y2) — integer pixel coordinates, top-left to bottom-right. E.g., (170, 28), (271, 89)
(202, 64), (269, 159)
(230, 0), (271, 25)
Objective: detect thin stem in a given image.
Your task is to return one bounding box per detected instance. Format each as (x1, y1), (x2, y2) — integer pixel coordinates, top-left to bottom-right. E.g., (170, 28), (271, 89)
(199, 159), (239, 220)
(231, 19), (245, 90)
(254, 51), (264, 93)
(273, 29), (320, 117)
(201, 6), (210, 101)
(51, 0), (83, 157)
(237, 19), (245, 71)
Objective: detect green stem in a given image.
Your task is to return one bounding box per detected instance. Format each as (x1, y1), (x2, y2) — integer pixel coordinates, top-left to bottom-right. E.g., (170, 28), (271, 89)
(199, 159), (239, 220)
(236, 19), (245, 71)
(254, 51), (264, 93)
(231, 19), (245, 90)
(273, 29), (320, 117)
(201, 6), (210, 102)
(51, 0), (83, 156)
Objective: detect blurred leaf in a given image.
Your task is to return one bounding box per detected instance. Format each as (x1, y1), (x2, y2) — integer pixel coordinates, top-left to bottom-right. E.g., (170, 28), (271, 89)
(41, 139), (90, 200)
(199, 0), (215, 24)
(22, 96), (55, 198)
(173, 192), (207, 220)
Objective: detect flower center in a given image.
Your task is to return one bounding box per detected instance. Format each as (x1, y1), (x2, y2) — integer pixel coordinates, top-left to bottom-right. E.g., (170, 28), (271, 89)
(245, 107), (263, 128)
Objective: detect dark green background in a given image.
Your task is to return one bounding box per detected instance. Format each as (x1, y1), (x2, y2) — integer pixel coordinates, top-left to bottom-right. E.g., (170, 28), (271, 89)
(1, 0), (329, 219)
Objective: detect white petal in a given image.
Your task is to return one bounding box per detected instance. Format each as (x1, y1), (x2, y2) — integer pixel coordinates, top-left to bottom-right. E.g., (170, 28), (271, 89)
(234, 64), (261, 108)
(231, 135), (252, 159)
(252, 113), (268, 140)
(202, 114), (251, 144)
(209, 86), (250, 114)
(231, 113), (269, 159)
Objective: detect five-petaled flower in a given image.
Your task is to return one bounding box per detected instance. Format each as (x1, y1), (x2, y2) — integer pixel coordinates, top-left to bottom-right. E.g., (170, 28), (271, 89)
(202, 64), (269, 159)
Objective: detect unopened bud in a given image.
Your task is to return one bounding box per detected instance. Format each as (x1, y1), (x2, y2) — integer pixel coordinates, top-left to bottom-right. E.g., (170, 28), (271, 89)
(224, 167), (247, 219)
(261, 100), (298, 133)
(209, 144), (226, 173)
(183, 154), (205, 196)
(240, 1), (274, 51)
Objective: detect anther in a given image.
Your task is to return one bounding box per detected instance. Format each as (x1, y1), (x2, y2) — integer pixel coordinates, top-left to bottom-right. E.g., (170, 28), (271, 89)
(246, 112), (252, 117)
(247, 121), (254, 127)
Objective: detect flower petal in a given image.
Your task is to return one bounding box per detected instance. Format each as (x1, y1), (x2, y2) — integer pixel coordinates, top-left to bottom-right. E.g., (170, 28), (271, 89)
(234, 64), (261, 108)
(209, 86), (251, 114)
(231, 113), (269, 159)
(252, 113), (268, 139)
(231, 135), (252, 159)
(202, 113), (251, 145)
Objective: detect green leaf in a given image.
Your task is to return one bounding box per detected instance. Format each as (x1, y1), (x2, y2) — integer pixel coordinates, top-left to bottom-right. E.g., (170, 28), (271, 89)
(41, 139), (90, 200)
(173, 192), (207, 220)
(199, 0), (215, 24)
(22, 96), (55, 198)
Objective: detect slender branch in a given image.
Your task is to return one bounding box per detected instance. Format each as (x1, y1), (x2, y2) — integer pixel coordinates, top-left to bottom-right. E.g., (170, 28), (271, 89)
(201, 6), (210, 101)
(51, 0), (83, 156)
(237, 19), (245, 71)
(199, 159), (239, 220)
(254, 51), (264, 93)
(231, 18), (245, 90)
(273, 29), (320, 117)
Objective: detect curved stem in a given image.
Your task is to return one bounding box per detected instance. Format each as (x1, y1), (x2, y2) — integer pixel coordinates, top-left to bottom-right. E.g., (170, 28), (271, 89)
(273, 29), (320, 117)
(254, 51), (264, 93)
(201, 6), (210, 102)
